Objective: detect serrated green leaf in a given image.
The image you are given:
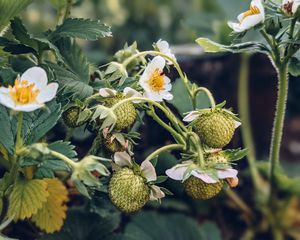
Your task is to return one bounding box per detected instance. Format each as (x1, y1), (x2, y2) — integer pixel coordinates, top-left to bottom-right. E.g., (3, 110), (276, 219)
(0, 0), (33, 32)
(0, 37), (34, 55)
(48, 141), (77, 160)
(0, 67), (17, 86)
(289, 57), (300, 77)
(47, 62), (93, 100)
(49, 18), (112, 41)
(0, 105), (15, 154)
(122, 211), (221, 240)
(53, 37), (89, 82)
(8, 179), (49, 220)
(21, 101), (62, 144)
(223, 148), (248, 161)
(10, 18), (64, 62)
(196, 37), (269, 54)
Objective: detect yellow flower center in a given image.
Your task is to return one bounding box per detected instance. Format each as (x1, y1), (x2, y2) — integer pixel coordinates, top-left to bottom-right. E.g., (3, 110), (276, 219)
(148, 69), (165, 92)
(9, 79), (39, 104)
(241, 5), (260, 22)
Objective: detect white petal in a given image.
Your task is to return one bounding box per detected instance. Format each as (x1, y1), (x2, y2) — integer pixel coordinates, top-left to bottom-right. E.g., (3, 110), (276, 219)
(123, 87), (142, 103)
(99, 88), (117, 97)
(228, 22), (243, 32)
(36, 83), (58, 103)
(149, 185), (165, 201)
(141, 160), (157, 182)
(165, 165), (188, 180)
(240, 14), (264, 31)
(143, 91), (163, 102)
(0, 93), (16, 110)
(156, 39), (169, 51)
(114, 152), (132, 167)
(217, 168), (238, 179)
(21, 67), (48, 89)
(234, 120), (241, 129)
(0, 87), (9, 94)
(164, 83), (172, 91)
(13, 103), (44, 112)
(162, 92), (173, 101)
(191, 170), (218, 183)
(292, 0), (300, 13)
(183, 111), (200, 122)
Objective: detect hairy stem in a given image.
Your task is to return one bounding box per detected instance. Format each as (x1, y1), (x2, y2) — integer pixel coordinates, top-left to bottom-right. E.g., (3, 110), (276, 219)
(147, 108), (185, 144)
(49, 150), (76, 168)
(237, 53), (262, 190)
(63, 0), (72, 21)
(15, 112), (23, 152)
(269, 63), (288, 201)
(193, 87), (216, 108)
(144, 144), (184, 162)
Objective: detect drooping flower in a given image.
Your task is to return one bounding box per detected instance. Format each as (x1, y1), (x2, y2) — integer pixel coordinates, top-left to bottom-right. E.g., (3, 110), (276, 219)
(97, 87), (142, 130)
(166, 160), (238, 200)
(99, 87), (142, 101)
(282, 0), (300, 16)
(165, 160), (238, 184)
(139, 56), (173, 102)
(228, 0), (265, 32)
(155, 39), (176, 64)
(0, 67), (58, 112)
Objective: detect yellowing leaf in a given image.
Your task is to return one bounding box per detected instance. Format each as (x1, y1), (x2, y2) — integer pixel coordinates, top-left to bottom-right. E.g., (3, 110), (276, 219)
(31, 178), (68, 233)
(8, 179), (49, 220)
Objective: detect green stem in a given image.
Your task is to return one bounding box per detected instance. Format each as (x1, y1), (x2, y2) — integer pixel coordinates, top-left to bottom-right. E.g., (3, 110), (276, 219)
(144, 144), (184, 162)
(15, 112), (23, 151)
(269, 63), (288, 201)
(63, 0), (72, 21)
(193, 87), (216, 108)
(147, 108), (185, 144)
(122, 50), (193, 99)
(49, 150), (76, 168)
(238, 53), (262, 190)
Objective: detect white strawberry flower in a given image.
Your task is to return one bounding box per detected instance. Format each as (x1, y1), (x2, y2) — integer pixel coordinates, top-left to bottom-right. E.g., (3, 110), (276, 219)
(282, 0), (300, 15)
(113, 152), (165, 201)
(165, 161), (238, 184)
(139, 56), (173, 102)
(183, 110), (241, 128)
(228, 0), (265, 33)
(99, 87), (142, 102)
(155, 39), (176, 65)
(0, 67), (58, 112)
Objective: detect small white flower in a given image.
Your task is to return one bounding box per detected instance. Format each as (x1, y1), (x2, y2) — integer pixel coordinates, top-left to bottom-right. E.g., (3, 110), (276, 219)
(165, 161), (238, 184)
(156, 39), (176, 65)
(228, 0), (265, 32)
(99, 87), (142, 103)
(113, 151), (165, 200)
(282, 0), (300, 15)
(0, 67), (58, 112)
(139, 56), (173, 102)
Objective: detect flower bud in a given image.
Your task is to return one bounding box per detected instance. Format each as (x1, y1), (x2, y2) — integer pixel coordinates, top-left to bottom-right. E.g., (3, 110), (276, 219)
(265, 18), (282, 36)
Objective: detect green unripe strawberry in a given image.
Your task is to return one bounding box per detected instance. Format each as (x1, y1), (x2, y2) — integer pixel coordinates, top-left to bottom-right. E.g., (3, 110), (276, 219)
(104, 94), (137, 130)
(62, 106), (85, 128)
(205, 152), (228, 165)
(183, 176), (224, 200)
(193, 110), (236, 148)
(108, 168), (150, 213)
